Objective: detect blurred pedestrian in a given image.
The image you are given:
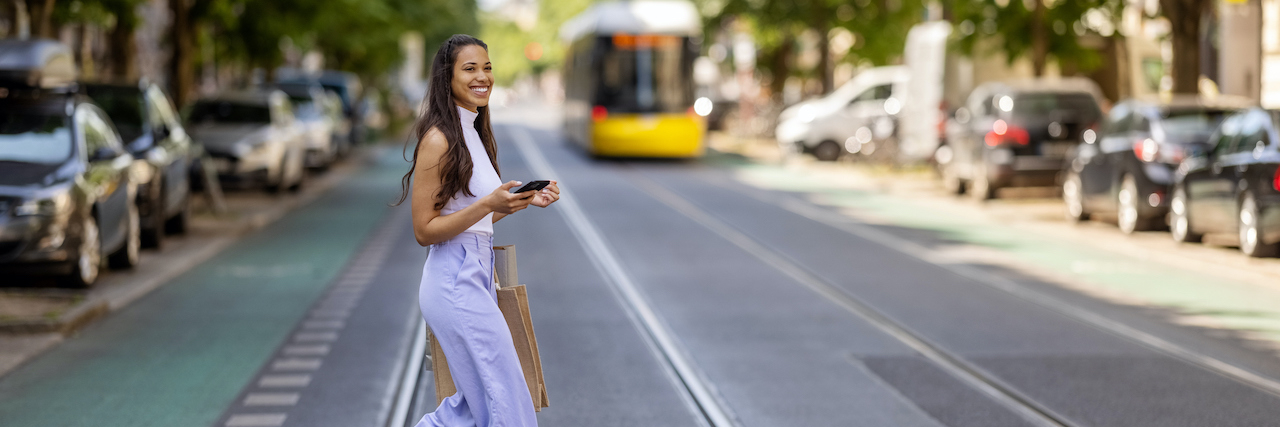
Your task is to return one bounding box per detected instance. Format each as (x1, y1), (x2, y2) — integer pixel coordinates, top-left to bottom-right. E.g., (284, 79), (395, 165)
(393, 34), (559, 427)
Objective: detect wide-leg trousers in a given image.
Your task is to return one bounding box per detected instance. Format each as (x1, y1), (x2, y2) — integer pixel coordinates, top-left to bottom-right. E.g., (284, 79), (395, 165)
(415, 232), (538, 427)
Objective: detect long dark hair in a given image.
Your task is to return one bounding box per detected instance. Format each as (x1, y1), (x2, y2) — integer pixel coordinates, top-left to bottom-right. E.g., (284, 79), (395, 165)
(395, 34), (500, 209)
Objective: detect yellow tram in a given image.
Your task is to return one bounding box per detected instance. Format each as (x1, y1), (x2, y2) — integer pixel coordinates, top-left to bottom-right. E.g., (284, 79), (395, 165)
(560, 0), (705, 158)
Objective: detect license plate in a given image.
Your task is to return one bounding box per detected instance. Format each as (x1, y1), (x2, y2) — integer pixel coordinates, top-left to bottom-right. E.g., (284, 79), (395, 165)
(1042, 141), (1075, 158)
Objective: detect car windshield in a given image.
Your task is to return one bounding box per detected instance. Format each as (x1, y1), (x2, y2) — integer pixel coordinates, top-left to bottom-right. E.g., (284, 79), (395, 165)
(189, 101), (271, 124)
(0, 111), (71, 164)
(85, 86), (143, 141)
(1011, 93), (1101, 122)
(1160, 109), (1227, 140)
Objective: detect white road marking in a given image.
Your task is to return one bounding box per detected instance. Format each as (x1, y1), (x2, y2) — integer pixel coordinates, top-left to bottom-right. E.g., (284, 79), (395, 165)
(258, 374), (311, 388)
(272, 358), (323, 371)
(283, 345), (330, 356)
(225, 413), (287, 427)
(628, 172), (1068, 427)
(741, 183), (1280, 399)
(294, 331), (339, 343)
(302, 320), (345, 330)
(244, 392), (301, 406)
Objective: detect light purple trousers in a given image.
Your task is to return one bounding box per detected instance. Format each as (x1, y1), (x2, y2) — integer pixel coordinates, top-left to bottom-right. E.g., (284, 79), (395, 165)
(416, 232), (538, 427)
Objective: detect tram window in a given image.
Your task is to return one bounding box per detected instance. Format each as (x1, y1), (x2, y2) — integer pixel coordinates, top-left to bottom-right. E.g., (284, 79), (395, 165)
(594, 36), (695, 113)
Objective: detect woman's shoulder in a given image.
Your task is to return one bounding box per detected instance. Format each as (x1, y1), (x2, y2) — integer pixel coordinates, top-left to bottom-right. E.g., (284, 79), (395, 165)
(419, 127), (449, 153)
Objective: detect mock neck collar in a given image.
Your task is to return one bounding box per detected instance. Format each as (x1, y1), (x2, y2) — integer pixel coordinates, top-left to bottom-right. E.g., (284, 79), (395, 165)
(457, 105), (478, 123)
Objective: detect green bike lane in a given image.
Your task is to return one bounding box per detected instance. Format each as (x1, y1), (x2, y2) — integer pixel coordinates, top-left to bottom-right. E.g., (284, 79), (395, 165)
(714, 156), (1280, 358)
(0, 147), (406, 427)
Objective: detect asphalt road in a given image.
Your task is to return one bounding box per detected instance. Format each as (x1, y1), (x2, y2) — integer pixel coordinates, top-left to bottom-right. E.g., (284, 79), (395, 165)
(2, 104), (1280, 427)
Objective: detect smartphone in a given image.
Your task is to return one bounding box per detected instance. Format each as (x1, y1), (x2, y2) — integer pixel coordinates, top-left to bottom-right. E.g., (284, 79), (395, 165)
(512, 180), (551, 194)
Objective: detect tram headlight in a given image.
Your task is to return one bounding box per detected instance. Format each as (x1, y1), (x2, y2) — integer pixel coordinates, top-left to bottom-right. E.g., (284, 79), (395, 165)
(693, 97), (713, 117)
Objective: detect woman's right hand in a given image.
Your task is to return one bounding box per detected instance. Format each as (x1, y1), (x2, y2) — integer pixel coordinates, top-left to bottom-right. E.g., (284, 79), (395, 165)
(486, 181), (535, 214)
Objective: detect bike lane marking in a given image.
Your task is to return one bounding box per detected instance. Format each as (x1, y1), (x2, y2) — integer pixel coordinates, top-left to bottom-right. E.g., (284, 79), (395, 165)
(0, 147), (406, 427)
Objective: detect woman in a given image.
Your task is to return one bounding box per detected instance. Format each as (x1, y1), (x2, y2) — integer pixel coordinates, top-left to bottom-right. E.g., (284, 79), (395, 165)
(396, 34), (558, 427)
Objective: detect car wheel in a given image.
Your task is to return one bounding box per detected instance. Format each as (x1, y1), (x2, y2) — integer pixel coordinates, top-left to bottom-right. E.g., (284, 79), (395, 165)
(1117, 175), (1151, 234)
(1063, 171), (1089, 222)
(141, 179), (165, 250)
(62, 214), (100, 287)
(1239, 193), (1278, 257)
(971, 165), (996, 201)
(813, 140), (841, 162)
(108, 199), (141, 269)
(1170, 185), (1200, 243)
(165, 196), (190, 235)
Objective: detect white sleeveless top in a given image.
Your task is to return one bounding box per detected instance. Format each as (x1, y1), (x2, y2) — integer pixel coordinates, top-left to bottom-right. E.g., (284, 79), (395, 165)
(440, 106), (502, 236)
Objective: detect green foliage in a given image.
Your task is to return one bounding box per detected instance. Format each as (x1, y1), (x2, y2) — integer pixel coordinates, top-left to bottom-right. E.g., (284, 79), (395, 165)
(949, 0), (1125, 74)
(478, 0), (593, 84)
(706, 0), (924, 94)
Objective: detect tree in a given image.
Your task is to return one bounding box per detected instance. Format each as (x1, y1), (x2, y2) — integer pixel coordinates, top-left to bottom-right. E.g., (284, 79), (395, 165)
(708, 0), (922, 98)
(950, 0), (1124, 77)
(1159, 0), (1210, 94)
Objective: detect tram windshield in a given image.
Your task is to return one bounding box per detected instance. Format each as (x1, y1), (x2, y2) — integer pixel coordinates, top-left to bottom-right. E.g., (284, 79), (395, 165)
(594, 35), (695, 114)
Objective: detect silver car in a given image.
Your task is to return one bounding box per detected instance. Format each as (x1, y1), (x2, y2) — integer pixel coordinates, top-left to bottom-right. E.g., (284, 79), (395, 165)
(186, 90), (307, 192)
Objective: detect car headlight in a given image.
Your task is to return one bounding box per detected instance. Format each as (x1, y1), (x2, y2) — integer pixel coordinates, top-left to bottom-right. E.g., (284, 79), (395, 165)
(14, 191), (71, 216)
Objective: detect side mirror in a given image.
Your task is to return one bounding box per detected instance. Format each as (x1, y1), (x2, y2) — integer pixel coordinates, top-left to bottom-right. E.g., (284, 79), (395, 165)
(90, 146), (121, 162)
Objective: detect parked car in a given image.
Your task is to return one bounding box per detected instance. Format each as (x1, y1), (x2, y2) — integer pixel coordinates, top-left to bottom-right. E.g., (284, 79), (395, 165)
(186, 90), (306, 192)
(277, 69), (364, 145)
(0, 39), (140, 286)
(941, 78), (1104, 200)
(83, 81), (194, 248)
(1170, 107), (1280, 257)
(275, 82), (339, 168)
(1064, 96), (1247, 234)
(775, 66), (907, 161)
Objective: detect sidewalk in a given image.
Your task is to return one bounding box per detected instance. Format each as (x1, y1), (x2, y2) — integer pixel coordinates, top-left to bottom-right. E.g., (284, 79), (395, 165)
(0, 146), (381, 377)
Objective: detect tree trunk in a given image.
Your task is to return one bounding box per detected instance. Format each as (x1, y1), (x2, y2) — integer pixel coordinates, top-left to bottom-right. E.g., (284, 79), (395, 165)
(109, 22), (136, 80)
(1161, 0), (1206, 94)
(1030, 0), (1048, 76)
(818, 25), (832, 94)
(168, 0), (195, 107)
(27, 0), (53, 38)
(768, 36), (792, 103)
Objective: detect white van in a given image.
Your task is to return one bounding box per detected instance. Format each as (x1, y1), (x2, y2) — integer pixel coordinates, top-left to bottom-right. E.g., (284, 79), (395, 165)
(775, 66), (908, 161)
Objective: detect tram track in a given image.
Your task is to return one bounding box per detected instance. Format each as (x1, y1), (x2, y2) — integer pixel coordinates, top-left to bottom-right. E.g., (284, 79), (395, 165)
(621, 166), (1074, 427)
(390, 122), (1280, 426)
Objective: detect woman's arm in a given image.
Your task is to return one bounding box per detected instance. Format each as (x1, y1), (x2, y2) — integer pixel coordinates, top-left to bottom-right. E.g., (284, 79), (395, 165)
(411, 129), (531, 246)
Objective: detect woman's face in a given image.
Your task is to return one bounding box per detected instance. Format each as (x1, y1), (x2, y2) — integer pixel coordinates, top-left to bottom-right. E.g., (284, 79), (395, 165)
(452, 45), (492, 112)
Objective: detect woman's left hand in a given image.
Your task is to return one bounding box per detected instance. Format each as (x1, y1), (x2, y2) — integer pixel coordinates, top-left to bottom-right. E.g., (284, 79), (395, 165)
(530, 181), (560, 208)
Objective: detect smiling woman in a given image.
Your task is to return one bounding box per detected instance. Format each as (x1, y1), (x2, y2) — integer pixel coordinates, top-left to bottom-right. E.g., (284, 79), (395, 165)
(392, 34), (558, 427)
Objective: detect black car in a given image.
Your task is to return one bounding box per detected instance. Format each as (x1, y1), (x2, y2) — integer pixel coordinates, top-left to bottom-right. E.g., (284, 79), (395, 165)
(84, 81), (194, 248)
(1063, 97), (1246, 234)
(941, 78), (1104, 200)
(0, 39), (140, 286)
(1171, 107), (1280, 257)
